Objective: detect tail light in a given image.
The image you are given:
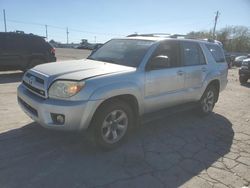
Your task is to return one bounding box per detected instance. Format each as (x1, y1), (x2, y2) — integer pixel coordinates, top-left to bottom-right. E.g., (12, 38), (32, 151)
(51, 48), (55, 55)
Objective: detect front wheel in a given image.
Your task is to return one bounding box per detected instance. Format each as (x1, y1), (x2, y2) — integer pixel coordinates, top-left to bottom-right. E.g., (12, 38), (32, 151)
(91, 99), (134, 150)
(197, 86), (217, 116)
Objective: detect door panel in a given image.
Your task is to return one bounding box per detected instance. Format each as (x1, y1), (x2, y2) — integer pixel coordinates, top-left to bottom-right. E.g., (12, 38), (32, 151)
(183, 65), (208, 100)
(144, 68), (185, 113)
(181, 41), (208, 101)
(1, 35), (26, 70)
(143, 40), (186, 113)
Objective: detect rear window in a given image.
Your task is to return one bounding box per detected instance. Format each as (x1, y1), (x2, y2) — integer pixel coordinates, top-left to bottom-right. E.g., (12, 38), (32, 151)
(205, 44), (225, 63)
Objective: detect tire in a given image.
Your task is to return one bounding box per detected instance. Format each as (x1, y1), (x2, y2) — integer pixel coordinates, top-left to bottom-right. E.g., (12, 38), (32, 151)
(91, 99), (134, 150)
(239, 76), (248, 84)
(197, 85), (217, 116)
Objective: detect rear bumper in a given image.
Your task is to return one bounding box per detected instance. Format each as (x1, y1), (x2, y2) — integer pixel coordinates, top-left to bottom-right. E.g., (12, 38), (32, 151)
(48, 56), (57, 62)
(17, 84), (102, 131)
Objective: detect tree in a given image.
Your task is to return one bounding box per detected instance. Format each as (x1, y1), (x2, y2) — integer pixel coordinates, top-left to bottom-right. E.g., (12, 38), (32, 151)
(187, 26), (250, 53)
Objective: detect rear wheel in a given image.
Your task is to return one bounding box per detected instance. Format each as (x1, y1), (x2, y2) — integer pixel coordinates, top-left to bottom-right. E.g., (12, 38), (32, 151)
(91, 99), (134, 150)
(239, 76), (248, 84)
(197, 85), (217, 116)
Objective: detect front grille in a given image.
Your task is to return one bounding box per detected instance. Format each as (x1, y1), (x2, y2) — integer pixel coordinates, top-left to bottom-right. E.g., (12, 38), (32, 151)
(18, 97), (38, 117)
(23, 81), (46, 97)
(22, 71), (48, 98)
(26, 72), (45, 84)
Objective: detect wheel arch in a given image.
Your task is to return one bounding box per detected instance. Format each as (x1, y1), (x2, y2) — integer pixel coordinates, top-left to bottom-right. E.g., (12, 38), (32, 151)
(205, 79), (220, 102)
(88, 94), (140, 131)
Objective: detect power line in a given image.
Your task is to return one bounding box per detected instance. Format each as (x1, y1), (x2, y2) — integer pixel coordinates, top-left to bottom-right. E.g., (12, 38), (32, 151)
(6, 18), (123, 36)
(7, 19), (44, 26)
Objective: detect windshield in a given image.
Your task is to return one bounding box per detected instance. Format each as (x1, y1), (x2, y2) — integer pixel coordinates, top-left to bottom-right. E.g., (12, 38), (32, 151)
(88, 39), (155, 67)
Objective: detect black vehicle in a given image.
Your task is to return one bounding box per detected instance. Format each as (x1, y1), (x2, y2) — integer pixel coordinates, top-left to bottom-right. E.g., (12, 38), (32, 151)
(0, 31), (56, 71)
(239, 55), (250, 84)
(234, 55), (247, 67)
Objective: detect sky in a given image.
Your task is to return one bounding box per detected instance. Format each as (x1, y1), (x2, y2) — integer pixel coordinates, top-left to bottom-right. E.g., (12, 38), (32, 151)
(0, 0), (250, 43)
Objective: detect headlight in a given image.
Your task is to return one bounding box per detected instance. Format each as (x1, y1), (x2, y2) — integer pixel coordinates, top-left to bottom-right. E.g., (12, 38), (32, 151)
(48, 80), (85, 98)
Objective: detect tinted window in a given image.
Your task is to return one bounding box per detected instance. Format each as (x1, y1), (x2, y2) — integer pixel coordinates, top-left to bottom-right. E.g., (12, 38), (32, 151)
(182, 42), (205, 66)
(150, 41), (181, 68)
(205, 44), (225, 63)
(5, 35), (27, 51)
(27, 37), (46, 51)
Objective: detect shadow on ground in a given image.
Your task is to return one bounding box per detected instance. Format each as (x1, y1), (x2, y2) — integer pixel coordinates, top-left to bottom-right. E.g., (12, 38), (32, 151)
(0, 111), (233, 188)
(0, 71), (23, 84)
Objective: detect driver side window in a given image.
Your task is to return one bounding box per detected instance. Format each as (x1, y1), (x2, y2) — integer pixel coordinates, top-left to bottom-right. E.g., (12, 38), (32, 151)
(147, 41), (181, 70)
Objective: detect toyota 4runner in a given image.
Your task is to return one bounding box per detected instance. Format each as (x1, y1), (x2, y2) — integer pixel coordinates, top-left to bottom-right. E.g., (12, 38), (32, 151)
(17, 34), (228, 149)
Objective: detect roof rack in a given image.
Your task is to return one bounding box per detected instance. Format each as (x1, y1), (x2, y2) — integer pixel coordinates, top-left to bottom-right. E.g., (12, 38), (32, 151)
(12, 31), (46, 38)
(126, 33), (222, 45)
(127, 33), (186, 38)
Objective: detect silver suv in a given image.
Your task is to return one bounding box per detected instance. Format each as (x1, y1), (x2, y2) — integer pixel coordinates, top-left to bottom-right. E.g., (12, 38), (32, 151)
(17, 34), (228, 149)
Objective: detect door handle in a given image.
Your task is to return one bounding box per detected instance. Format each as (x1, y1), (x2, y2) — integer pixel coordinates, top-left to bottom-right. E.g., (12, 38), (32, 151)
(201, 67), (207, 72)
(177, 70), (184, 76)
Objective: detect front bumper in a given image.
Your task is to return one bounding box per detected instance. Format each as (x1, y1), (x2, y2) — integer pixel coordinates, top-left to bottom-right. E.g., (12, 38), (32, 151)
(17, 84), (102, 131)
(239, 68), (250, 78)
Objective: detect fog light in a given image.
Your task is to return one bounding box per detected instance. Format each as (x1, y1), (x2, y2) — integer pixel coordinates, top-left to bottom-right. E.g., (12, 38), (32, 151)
(56, 115), (64, 124)
(51, 113), (65, 125)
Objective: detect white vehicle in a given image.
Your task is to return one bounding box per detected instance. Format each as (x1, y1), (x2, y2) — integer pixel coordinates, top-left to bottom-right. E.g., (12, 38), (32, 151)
(18, 34), (228, 149)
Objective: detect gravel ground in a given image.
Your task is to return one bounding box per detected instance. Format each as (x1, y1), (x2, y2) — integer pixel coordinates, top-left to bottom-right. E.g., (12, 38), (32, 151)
(0, 48), (249, 188)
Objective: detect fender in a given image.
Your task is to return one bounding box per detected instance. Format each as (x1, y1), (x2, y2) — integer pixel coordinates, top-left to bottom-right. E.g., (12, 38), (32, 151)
(89, 81), (144, 115)
(200, 69), (221, 97)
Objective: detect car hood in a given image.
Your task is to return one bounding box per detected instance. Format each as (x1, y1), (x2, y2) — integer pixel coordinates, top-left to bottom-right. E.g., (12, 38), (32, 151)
(235, 56), (247, 61)
(32, 59), (136, 81)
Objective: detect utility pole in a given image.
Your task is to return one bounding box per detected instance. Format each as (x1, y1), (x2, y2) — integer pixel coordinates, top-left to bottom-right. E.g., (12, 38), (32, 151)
(212, 11), (219, 39)
(66, 27), (69, 44)
(3, 9), (7, 32)
(45, 24), (48, 40)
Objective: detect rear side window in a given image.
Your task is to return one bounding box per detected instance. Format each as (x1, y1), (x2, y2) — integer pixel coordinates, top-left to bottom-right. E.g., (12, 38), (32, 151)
(5, 35), (27, 51)
(27, 37), (48, 52)
(181, 41), (206, 66)
(205, 44), (225, 63)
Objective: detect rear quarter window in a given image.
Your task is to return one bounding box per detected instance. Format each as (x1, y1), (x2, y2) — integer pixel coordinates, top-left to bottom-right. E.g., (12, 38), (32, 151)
(205, 44), (226, 63)
(27, 37), (48, 52)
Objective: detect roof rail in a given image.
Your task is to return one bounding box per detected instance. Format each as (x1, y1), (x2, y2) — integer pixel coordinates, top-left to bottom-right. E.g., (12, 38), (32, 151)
(127, 33), (186, 38)
(127, 33), (171, 37)
(126, 33), (222, 45)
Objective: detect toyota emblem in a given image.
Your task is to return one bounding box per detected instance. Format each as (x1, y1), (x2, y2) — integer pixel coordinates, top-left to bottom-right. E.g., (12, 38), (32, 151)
(28, 76), (35, 85)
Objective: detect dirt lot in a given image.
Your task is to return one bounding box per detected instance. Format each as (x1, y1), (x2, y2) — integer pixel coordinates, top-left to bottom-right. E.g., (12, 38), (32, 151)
(0, 48), (250, 188)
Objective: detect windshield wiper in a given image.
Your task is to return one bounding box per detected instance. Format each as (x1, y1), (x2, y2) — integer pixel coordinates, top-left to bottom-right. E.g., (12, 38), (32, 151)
(94, 57), (116, 63)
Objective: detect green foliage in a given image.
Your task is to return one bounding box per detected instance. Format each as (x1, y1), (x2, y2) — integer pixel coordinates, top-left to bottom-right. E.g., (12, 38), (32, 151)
(187, 26), (250, 53)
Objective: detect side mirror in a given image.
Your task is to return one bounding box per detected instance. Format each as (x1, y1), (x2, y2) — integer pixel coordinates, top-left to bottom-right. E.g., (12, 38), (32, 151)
(148, 55), (170, 70)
